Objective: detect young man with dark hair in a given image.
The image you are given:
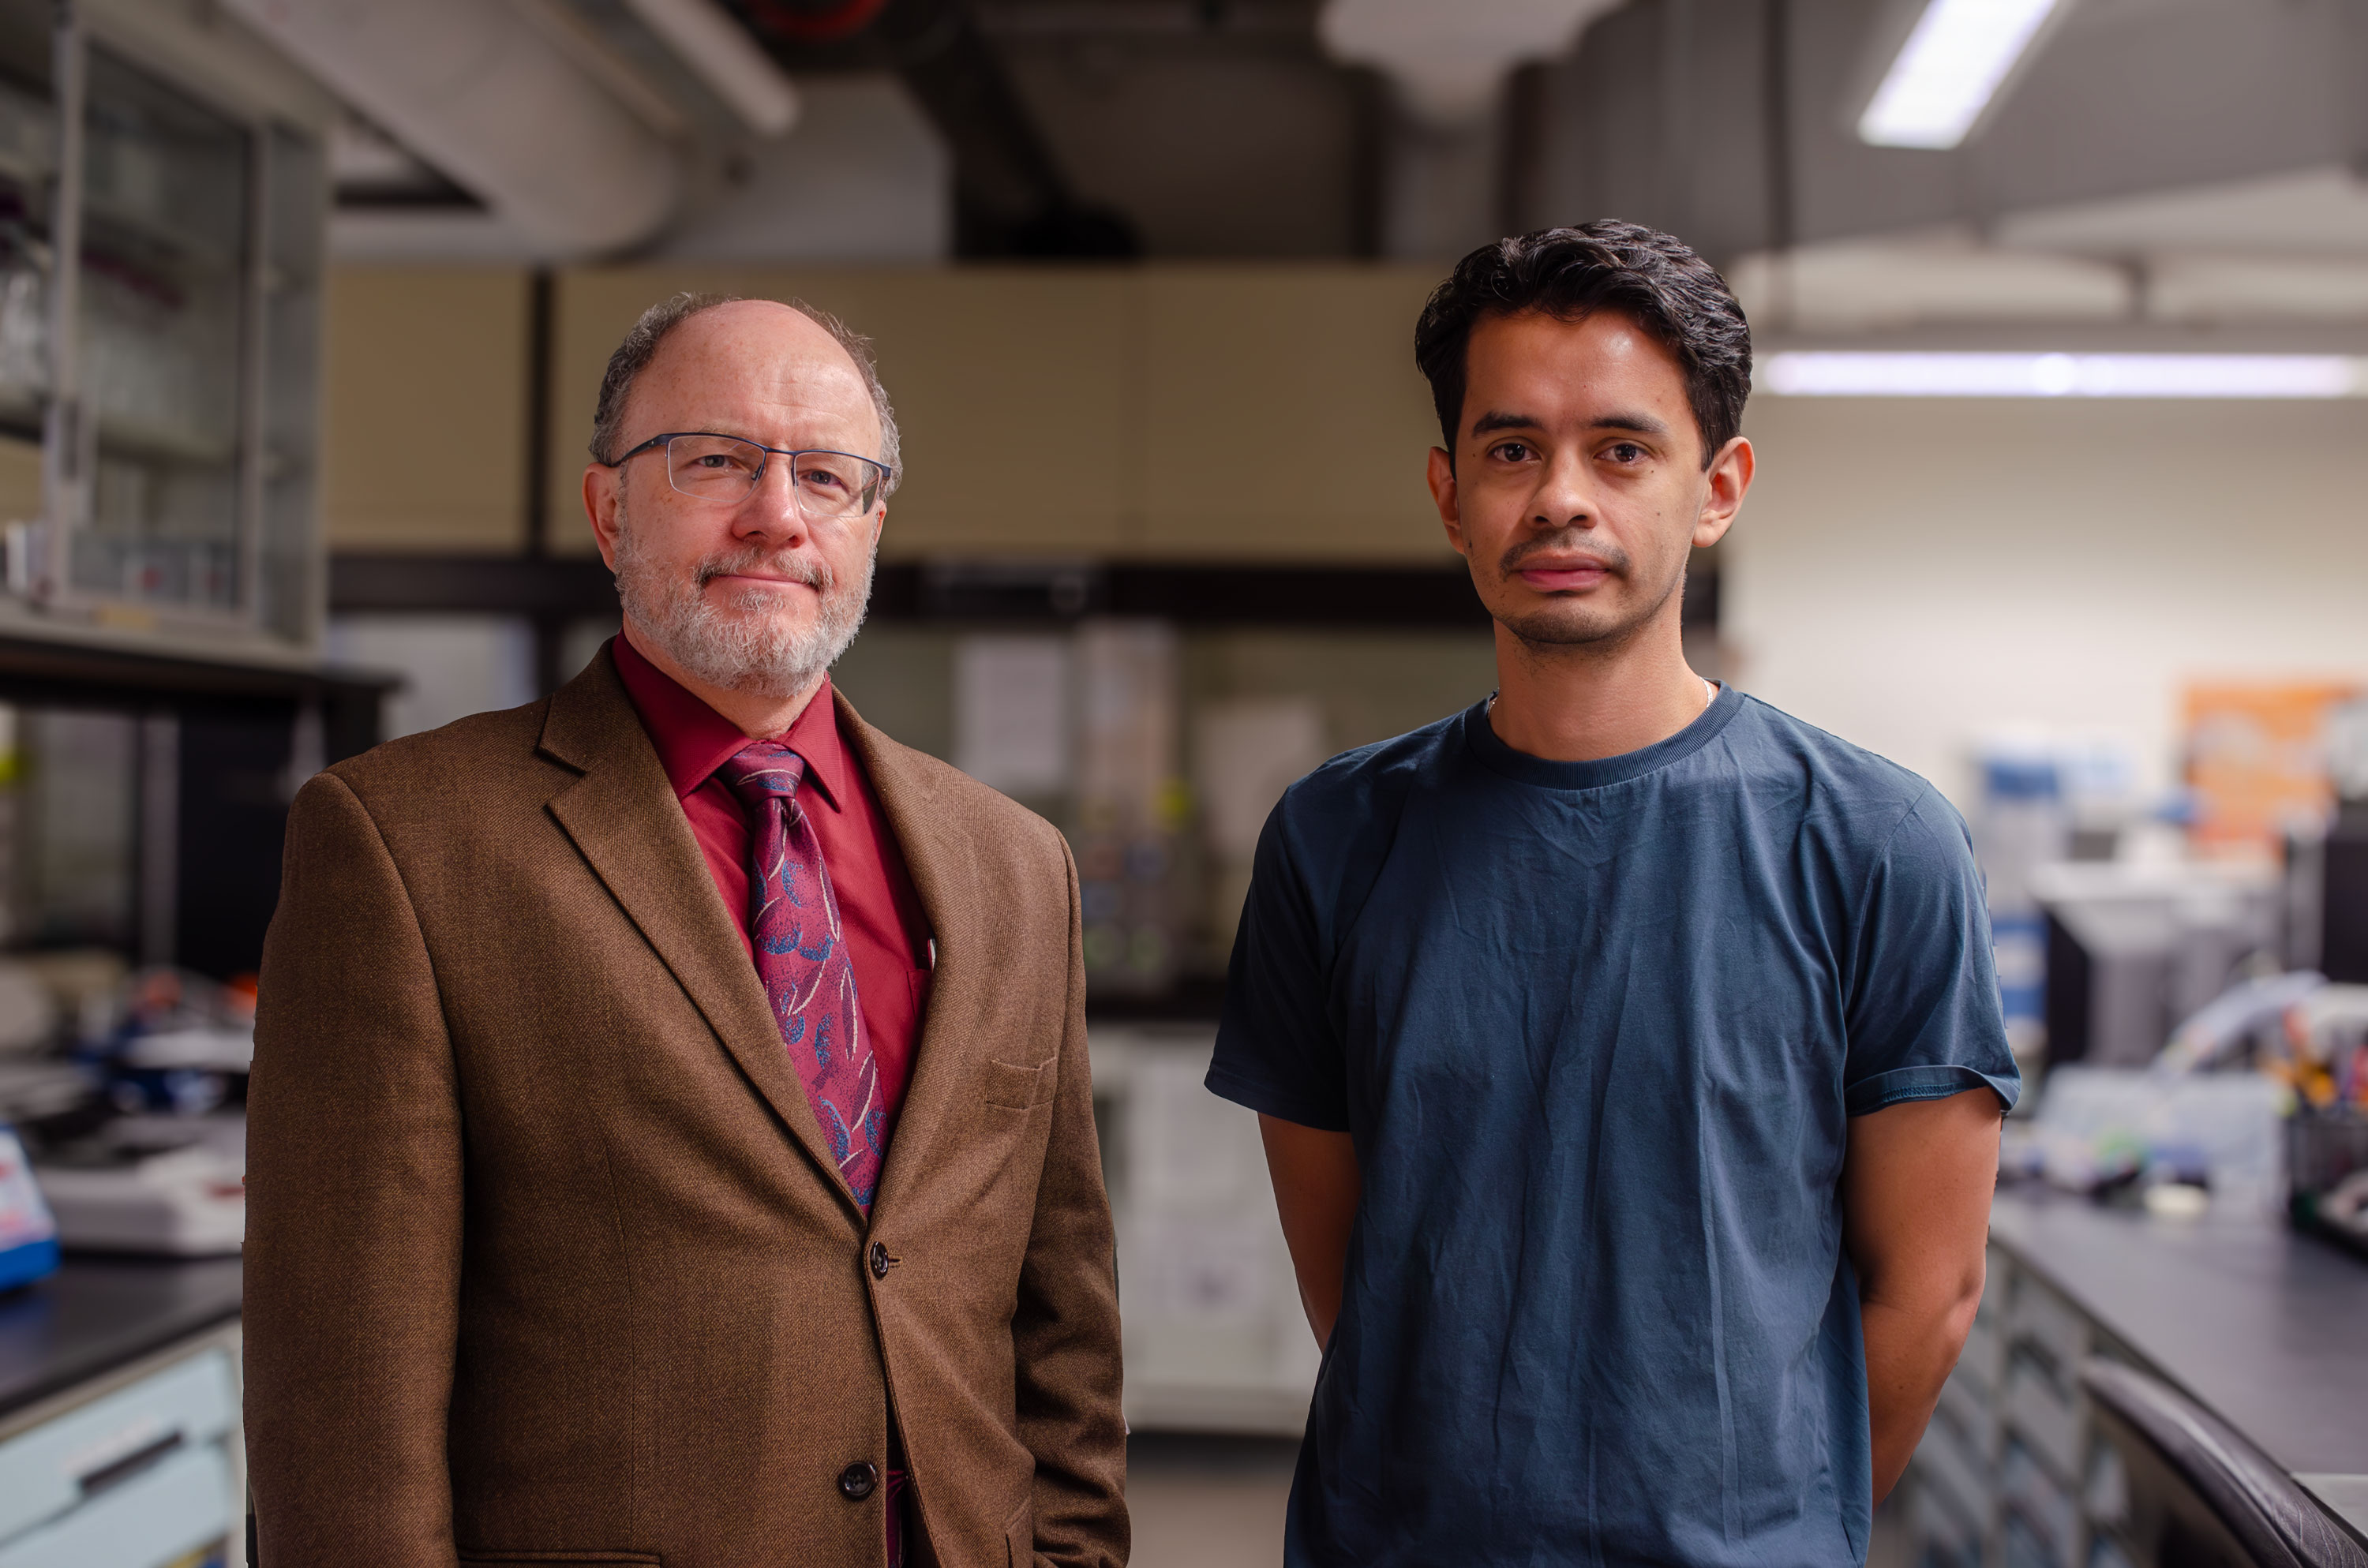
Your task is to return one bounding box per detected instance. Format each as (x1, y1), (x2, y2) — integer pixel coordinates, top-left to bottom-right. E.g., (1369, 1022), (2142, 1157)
(1208, 221), (2017, 1565)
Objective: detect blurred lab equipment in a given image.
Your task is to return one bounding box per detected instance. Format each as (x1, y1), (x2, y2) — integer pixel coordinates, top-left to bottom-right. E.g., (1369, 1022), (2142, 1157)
(2001, 1066), (2285, 1217)
(30, 1113), (243, 1256)
(2036, 860), (2281, 1069)
(1074, 622), (1188, 994)
(1193, 695), (1325, 964)
(1974, 747), (2069, 1065)
(2289, 693), (2368, 984)
(0, 1123), (57, 1290)
(0, 961), (254, 1257)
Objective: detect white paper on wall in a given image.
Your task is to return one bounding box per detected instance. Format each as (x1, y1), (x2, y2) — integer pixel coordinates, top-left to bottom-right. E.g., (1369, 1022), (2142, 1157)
(1076, 620), (1179, 821)
(953, 634), (1073, 795)
(1194, 696), (1327, 864)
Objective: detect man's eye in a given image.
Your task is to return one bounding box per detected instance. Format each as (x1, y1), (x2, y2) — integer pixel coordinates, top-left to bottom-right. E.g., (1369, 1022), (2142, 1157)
(1489, 441), (1533, 462)
(1606, 442), (1646, 463)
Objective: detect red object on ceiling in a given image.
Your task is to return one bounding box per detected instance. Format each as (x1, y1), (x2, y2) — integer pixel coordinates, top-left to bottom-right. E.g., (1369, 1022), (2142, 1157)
(738, 0), (891, 44)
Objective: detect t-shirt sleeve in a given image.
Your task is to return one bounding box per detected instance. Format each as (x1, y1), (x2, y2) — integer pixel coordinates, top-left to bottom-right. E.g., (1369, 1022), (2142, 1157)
(1842, 788), (2021, 1117)
(1206, 799), (1352, 1132)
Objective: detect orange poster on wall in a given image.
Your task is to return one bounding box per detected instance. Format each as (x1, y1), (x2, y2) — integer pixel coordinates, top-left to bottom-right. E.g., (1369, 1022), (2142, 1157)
(2183, 681), (2363, 855)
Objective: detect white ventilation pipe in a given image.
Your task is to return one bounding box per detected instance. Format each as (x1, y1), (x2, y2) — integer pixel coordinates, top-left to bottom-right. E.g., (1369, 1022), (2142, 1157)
(224, 0), (678, 256)
(621, 0), (800, 138)
(1321, 0), (1622, 125)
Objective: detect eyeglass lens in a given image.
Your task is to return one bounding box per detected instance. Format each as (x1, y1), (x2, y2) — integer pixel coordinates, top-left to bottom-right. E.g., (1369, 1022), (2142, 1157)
(663, 435), (882, 518)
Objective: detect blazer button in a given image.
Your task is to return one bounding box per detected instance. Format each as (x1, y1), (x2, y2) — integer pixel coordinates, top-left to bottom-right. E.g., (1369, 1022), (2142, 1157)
(869, 1242), (890, 1279)
(839, 1461), (879, 1501)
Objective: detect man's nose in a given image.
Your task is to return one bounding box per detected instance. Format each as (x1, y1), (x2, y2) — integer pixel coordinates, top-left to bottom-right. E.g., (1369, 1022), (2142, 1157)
(731, 458), (811, 541)
(1527, 451), (1598, 530)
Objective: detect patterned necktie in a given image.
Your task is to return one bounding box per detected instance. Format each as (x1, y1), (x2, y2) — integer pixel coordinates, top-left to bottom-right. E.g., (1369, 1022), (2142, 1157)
(718, 740), (885, 1210)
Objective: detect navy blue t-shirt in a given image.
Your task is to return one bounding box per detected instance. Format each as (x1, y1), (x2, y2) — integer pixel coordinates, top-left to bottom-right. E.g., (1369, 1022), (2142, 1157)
(1208, 687), (2018, 1567)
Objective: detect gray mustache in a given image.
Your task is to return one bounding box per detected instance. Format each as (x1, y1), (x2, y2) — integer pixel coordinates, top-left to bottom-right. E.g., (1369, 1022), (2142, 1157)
(696, 552), (834, 593)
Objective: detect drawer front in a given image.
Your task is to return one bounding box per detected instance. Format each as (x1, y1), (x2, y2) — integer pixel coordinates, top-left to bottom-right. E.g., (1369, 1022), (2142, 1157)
(0, 1347), (237, 1546)
(0, 1443), (236, 1568)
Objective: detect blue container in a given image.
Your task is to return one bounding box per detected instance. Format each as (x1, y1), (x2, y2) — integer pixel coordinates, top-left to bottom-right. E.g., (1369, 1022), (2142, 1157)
(0, 1125), (60, 1291)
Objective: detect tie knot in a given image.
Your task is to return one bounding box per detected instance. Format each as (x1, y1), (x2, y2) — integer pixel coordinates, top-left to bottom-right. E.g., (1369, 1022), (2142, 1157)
(718, 740), (809, 807)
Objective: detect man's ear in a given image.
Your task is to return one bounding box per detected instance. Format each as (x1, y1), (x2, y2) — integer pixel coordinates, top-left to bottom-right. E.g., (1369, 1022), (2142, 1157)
(1428, 447), (1468, 556)
(584, 465), (622, 571)
(1693, 436), (1753, 548)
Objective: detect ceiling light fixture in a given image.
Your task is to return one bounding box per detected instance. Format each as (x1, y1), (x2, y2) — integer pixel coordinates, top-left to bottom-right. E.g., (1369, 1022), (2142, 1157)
(1761, 352), (2366, 399)
(1857, 0), (2066, 150)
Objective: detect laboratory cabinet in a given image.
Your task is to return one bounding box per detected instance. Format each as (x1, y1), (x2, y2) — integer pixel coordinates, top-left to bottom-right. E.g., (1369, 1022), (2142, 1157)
(1089, 1025), (1319, 1435)
(0, 0), (333, 657)
(0, 1256), (246, 1568)
(1903, 1191), (2368, 1568)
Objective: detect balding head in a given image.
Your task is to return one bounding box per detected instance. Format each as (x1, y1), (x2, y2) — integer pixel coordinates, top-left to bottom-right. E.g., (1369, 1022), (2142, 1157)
(583, 294), (898, 732)
(590, 294), (901, 488)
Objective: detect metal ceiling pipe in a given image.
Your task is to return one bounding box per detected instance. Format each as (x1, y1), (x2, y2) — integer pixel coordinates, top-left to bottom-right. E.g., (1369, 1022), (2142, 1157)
(223, 0), (680, 256)
(622, 0), (802, 137)
(736, 0), (1139, 257)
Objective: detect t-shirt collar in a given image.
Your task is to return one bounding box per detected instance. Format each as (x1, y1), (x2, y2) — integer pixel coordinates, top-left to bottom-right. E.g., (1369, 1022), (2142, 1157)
(1462, 680), (1743, 791)
(609, 632), (846, 812)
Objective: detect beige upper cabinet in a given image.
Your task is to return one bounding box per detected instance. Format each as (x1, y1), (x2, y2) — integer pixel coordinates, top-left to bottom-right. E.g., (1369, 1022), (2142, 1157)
(323, 268), (530, 554)
(1135, 267), (1448, 562)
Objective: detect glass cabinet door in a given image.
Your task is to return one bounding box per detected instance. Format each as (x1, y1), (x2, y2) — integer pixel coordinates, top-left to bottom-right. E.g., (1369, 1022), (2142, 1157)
(69, 47), (250, 618)
(0, 0), (322, 649)
(0, 7), (54, 527)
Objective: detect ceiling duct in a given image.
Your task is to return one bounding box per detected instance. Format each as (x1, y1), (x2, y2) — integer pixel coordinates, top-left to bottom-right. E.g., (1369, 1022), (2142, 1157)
(732, 0), (1138, 257)
(1319, 0), (1622, 125)
(223, 0), (680, 256)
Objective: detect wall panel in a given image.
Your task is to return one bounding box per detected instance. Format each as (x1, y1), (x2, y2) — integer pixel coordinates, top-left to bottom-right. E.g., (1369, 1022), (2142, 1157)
(1136, 267), (1449, 560)
(322, 268), (530, 552)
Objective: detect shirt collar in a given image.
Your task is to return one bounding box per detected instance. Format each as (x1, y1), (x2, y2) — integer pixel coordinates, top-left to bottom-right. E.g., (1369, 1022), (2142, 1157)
(609, 632), (846, 812)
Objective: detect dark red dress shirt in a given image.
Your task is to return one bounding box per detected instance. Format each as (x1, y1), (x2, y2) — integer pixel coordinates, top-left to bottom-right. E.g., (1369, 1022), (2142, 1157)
(610, 634), (931, 1144)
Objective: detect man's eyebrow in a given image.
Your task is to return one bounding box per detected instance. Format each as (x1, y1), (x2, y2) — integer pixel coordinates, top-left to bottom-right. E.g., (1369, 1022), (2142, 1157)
(1468, 410), (1541, 437)
(1466, 409), (1673, 439)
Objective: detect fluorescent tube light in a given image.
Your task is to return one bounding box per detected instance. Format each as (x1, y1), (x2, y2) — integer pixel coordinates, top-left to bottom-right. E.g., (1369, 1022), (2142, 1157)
(1761, 353), (2366, 399)
(1858, 0), (2064, 150)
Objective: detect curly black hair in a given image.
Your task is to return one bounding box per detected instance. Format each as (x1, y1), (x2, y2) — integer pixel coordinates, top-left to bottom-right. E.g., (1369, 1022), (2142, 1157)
(1414, 221), (1752, 470)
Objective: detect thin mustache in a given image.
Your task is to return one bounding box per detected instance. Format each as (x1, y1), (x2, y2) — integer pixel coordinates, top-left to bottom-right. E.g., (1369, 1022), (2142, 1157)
(1500, 537), (1627, 577)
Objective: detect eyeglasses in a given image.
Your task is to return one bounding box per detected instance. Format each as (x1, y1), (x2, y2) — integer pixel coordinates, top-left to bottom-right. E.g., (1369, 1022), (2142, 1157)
(607, 432), (892, 520)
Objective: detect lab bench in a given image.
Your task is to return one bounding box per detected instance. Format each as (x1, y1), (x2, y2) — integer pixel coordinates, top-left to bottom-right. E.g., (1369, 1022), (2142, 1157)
(1907, 1187), (2368, 1568)
(0, 1256), (245, 1568)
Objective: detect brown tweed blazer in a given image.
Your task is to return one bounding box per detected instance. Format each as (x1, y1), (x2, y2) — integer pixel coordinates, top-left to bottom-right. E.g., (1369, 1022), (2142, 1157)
(245, 649), (1126, 1568)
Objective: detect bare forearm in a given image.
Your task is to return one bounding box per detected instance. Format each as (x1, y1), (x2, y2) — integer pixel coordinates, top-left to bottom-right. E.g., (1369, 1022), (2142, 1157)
(1843, 1087), (2003, 1507)
(1258, 1115), (1360, 1349)
(1861, 1287), (1980, 1503)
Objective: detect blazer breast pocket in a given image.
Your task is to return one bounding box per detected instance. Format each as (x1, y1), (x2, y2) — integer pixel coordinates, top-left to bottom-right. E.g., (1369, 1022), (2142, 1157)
(980, 1057), (1055, 1111)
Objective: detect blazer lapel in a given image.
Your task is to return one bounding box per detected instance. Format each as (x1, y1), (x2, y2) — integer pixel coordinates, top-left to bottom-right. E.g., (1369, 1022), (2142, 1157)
(837, 691), (991, 1223)
(539, 653), (861, 1220)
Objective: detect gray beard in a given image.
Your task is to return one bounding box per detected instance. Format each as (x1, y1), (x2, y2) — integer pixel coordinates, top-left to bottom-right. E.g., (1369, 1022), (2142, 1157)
(612, 505), (875, 702)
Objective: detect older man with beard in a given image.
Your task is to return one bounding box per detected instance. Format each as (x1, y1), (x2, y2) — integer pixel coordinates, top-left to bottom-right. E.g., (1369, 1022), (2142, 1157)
(245, 295), (1128, 1568)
